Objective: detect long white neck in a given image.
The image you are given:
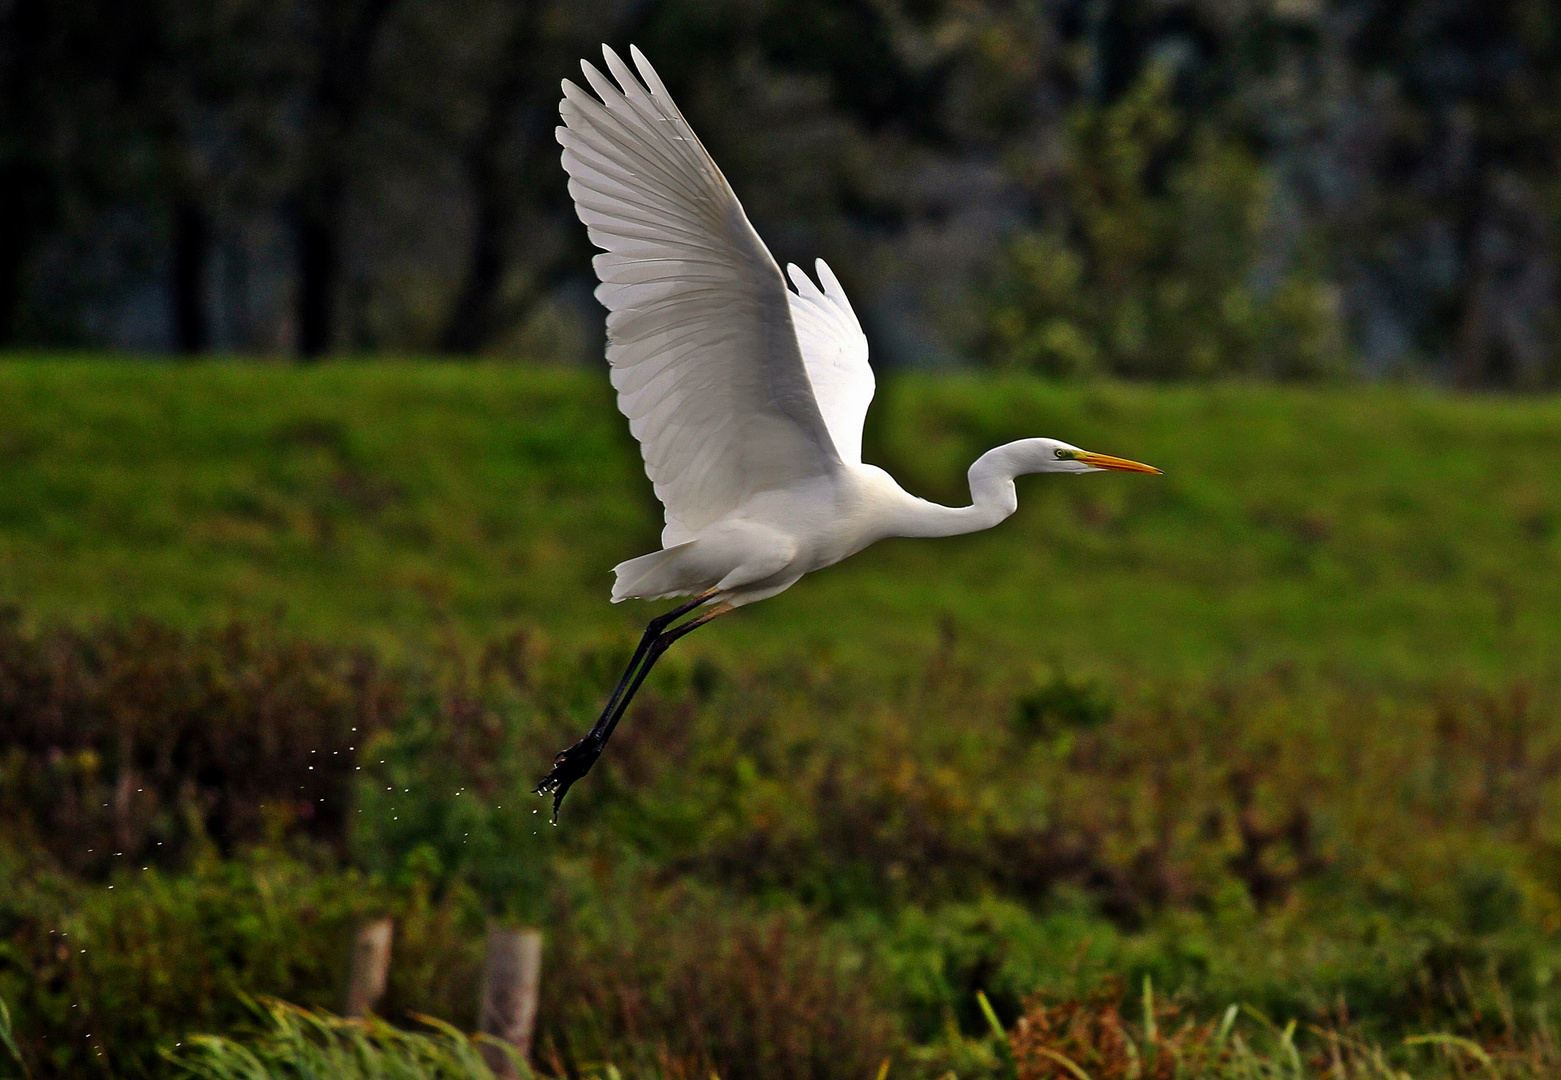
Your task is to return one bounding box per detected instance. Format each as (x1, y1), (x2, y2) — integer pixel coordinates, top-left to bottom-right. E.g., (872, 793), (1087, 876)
(887, 440), (1053, 539)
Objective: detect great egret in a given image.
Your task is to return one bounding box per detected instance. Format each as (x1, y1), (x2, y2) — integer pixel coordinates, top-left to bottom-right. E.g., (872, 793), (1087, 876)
(536, 45), (1160, 817)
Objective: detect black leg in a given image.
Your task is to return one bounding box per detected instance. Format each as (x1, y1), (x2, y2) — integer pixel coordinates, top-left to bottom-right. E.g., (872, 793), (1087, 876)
(535, 594), (728, 820)
(590, 604), (724, 749)
(594, 590), (715, 731)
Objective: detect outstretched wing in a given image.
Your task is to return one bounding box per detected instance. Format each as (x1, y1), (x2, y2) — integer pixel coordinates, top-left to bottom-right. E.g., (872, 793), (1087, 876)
(558, 45), (842, 547)
(786, 259), (874, 464)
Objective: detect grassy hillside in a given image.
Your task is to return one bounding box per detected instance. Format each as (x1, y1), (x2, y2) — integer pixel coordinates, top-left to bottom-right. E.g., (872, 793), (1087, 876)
(1, 358), (1559, 681)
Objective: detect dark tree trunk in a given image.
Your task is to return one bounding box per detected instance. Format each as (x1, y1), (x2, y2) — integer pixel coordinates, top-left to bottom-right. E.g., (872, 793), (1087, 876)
(292, 0), (399, 360)
(441, 96), (571, 355)
(441, 148), (509, 354)
(442, 0), (663, 354)
(1450, 129), (1495, 388)
(294, 194), (340, 358)
(0, 0), (51, 344)
(0, 162), (48, 344)
(440, 3), (542, 355)
(171, 197), (209, 355)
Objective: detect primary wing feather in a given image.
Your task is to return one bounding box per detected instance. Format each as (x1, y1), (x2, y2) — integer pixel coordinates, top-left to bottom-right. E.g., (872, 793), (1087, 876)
(786, 259), (874, 464)
(559, 46), (841, 546)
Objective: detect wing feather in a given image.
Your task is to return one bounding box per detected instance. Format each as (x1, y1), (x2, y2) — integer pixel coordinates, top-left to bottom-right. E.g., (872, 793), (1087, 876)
(785, 259), (875, 464)
(559, 45), (841, 546)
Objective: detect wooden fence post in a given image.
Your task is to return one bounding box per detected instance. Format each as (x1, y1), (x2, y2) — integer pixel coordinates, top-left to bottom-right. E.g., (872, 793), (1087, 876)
(344, 917), (394, 1018)
(478, 926), (543, 1077)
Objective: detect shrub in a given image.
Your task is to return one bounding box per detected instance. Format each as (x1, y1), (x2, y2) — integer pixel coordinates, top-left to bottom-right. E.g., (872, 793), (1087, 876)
(983, 69), (1346, 380)
(0, 612), (396, 874)
(0, 849), (389, 1079)
(0, 848), (899, 1080)
(536, 883), (899, 1080)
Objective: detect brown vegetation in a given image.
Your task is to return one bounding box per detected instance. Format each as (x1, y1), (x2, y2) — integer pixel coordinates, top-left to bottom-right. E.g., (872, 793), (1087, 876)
(0, 612), (394, 874)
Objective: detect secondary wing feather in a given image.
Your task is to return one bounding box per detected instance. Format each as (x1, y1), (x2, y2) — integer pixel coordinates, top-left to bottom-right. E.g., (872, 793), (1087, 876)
(559, 45), (842, 546)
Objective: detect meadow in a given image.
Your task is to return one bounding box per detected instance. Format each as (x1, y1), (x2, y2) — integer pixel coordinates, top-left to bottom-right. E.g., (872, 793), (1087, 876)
(2, 360), (1559, 680)
(2, 359), (1561, 1079)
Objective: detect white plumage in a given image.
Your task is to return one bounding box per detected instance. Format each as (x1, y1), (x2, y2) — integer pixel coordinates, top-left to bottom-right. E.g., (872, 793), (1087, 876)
(537, 46), (1160, 815)
(556, 44), (1158, 609)
(786, 258), (874, 464)
(559, 47), (847, 549)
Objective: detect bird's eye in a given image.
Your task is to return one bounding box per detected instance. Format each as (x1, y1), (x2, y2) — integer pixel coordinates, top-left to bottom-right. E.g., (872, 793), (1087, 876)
(1054, 448), (1073, 459)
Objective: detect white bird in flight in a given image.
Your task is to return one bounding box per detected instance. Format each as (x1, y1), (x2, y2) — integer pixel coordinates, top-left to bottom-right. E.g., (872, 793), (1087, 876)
(536, 45), (1160, 816)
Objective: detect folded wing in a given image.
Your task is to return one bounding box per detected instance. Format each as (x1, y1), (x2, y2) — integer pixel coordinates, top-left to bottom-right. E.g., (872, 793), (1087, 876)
(558, 45), (841, 547)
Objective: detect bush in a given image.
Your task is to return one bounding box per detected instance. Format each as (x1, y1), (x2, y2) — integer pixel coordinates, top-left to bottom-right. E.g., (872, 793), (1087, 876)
(0, 849), (390, 1079)
(0, 850), (903, 1080)
(983, 69), (1347, 380)
(536, 881), (899, 1080)
(0, 612), (395, 875)
(348, 631), (556, 922)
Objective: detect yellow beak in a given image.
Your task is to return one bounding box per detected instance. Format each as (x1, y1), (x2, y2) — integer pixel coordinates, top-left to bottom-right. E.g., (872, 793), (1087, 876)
(1075, 451), (1162, 475)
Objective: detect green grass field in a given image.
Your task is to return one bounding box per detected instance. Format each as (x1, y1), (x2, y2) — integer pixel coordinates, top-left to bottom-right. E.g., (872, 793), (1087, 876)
(1, 358), (1559, 682)
(6, 358), (1561, 1078)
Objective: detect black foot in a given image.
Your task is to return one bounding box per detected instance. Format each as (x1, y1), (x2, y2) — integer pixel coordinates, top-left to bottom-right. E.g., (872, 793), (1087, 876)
(534, 736), (603, 821)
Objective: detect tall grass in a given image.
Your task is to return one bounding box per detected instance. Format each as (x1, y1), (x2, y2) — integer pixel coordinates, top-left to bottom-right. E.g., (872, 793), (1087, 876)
(167, 999), (525, 1080)
(0, 999), (30, 1080)
(1004, 980), (1561, 1079)
(135, 987), (1561, 1080)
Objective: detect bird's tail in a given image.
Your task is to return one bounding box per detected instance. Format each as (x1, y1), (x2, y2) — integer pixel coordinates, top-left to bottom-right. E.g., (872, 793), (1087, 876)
(610, 541), (699, 603)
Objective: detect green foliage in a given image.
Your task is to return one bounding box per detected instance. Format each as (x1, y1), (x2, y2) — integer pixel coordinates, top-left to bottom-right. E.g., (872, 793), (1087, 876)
(3, 365), (1561, 1077)
(348, 641), (556, 922)
(0, 846), (903, 1080)
(0, 849), (390, 1079)
(0, 997), (29, 1079)
(6, 616), (1561, 1076)
(1012, 669), (1114, 740)
(985, 70), (1347, 380)
(17, 981), (1561, 1080)
(168, 999), (523, 1080)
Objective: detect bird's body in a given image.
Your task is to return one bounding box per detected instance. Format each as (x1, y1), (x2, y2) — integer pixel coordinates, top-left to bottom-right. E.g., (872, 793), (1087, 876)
(612, 441), (1090, 609)
(536, 46), (1160, 816)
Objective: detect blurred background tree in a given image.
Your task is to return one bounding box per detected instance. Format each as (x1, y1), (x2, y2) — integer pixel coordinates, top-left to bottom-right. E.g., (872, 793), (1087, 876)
(0, 0), (1556, 383)
(984, 68), (1347, 379)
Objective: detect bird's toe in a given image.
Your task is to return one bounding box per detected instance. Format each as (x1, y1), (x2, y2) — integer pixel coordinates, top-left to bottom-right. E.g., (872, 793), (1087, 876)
(534, 737), (603, 821)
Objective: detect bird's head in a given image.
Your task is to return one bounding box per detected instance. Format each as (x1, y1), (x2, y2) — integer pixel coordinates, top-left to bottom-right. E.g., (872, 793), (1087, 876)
(1028, 438), (1162, 476)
